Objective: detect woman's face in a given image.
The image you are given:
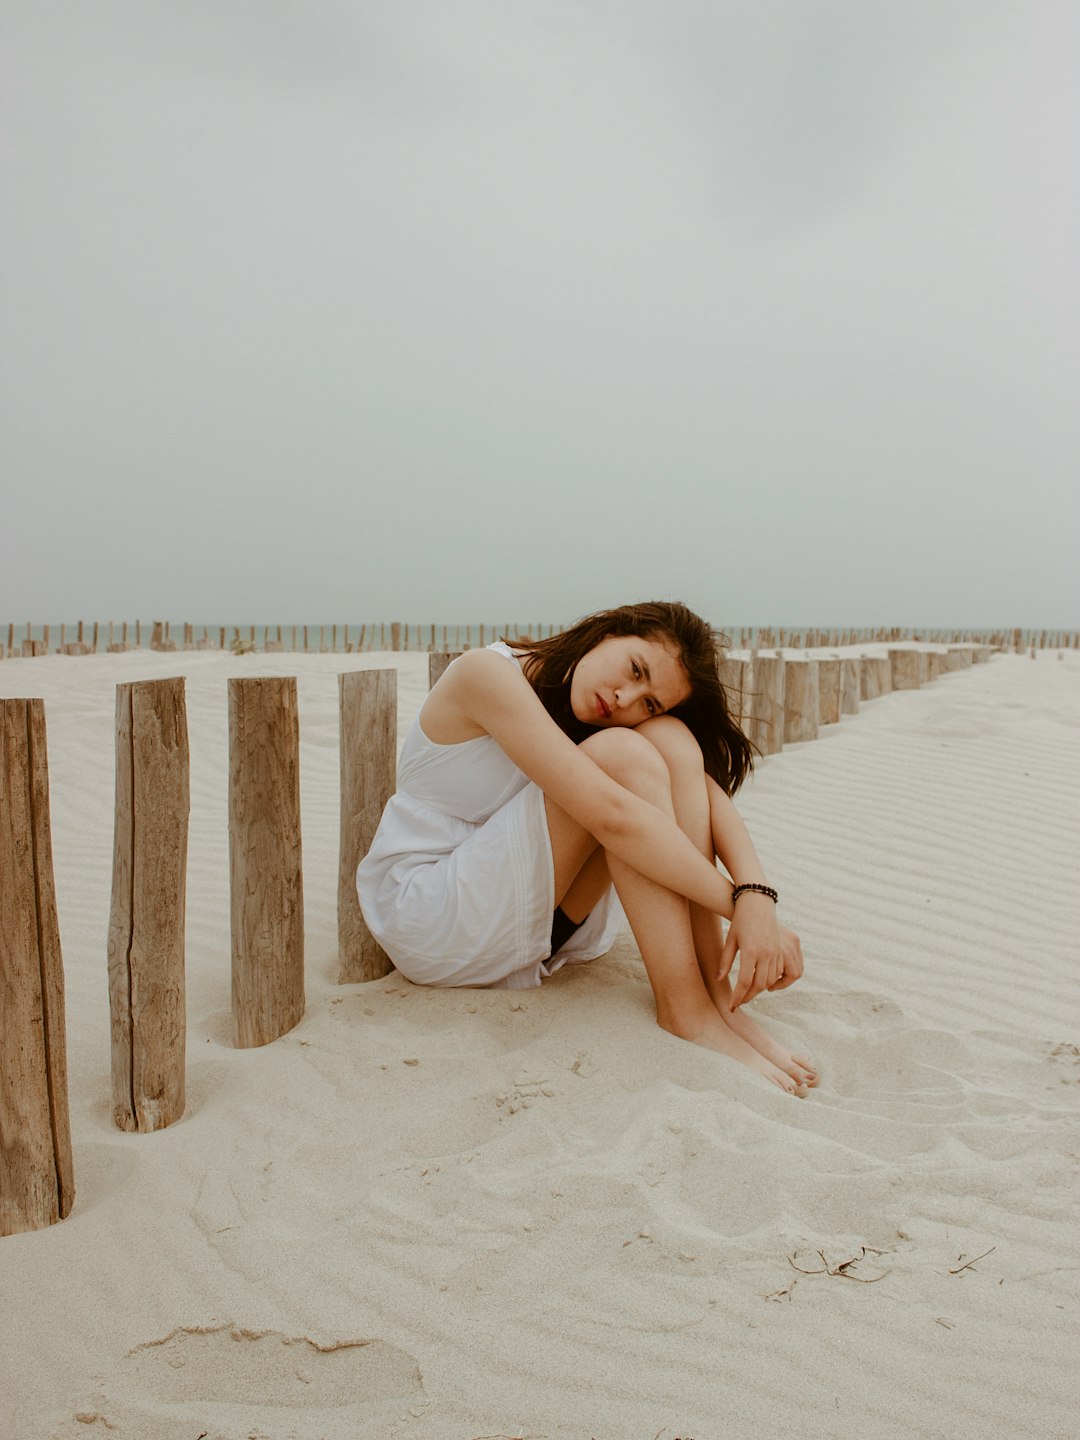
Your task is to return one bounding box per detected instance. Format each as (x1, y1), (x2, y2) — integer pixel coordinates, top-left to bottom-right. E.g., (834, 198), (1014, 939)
(569, 633), (691, 728)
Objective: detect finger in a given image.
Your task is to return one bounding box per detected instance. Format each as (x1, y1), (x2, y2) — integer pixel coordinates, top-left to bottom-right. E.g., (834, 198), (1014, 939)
(730, 954), (755, 1009)
(716, 925), (738, 983)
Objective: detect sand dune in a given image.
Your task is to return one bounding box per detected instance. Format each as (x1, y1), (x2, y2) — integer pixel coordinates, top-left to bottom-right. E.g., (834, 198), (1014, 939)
(1, 645), (1078, 1439)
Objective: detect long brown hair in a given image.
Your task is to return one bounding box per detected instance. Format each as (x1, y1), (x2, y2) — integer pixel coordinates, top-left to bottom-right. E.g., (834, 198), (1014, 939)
(507, 601), (754, 794)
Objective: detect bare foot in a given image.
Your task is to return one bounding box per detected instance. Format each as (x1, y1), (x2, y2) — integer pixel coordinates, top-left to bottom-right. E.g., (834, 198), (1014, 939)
(704, 974), (819, 1088)
(658, 1008), (807, 1096)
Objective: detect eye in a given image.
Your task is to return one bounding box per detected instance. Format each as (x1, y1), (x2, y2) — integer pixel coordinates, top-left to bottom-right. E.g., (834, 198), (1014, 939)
(631, 661), (641, 678)
(645, 698), (658, 715)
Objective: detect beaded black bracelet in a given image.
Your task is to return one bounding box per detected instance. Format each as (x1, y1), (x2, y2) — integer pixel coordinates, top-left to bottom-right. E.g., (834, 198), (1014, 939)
(732, 882), (779, 905)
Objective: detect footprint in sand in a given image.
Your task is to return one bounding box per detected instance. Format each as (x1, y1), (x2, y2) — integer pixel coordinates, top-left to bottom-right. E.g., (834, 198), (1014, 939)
(50, 1324), (424, 1438)
(120, 1324), (423, 1407)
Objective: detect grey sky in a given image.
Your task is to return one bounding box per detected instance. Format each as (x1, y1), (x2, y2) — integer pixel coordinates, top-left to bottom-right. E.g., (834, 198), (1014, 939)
(3, 0), (1077, 629)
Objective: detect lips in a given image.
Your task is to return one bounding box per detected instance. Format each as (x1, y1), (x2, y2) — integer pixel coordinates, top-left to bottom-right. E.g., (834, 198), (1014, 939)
(596, 695), (611, 720)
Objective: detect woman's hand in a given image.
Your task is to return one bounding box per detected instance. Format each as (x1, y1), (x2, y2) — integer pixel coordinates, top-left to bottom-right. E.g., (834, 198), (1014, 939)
(769, 926), (804, 993)
(718, 896), (804, 1009)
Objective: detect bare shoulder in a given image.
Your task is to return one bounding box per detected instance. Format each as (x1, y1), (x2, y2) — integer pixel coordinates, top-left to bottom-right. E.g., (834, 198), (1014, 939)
(422, 646), (529, 742)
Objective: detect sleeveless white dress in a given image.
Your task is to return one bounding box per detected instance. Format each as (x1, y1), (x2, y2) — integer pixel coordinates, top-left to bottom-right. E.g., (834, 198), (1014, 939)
(356, 643), (625, 990)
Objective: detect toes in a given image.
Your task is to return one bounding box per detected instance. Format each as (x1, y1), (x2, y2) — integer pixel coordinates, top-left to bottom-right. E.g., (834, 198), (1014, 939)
(791, 1054), (819, 1086)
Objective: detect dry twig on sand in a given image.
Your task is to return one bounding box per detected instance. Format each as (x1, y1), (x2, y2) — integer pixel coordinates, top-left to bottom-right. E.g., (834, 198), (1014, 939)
(949, 1245), (997, 1275)
(788, 1245), (891, 1283)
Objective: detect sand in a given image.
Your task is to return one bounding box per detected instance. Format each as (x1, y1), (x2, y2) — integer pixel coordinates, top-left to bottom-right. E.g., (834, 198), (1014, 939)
(1, 644), (1078, 1440)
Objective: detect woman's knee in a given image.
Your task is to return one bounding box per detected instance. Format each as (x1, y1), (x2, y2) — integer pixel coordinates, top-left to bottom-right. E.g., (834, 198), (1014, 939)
(635, 715), (705, 777)
(580, 727), (671, 796)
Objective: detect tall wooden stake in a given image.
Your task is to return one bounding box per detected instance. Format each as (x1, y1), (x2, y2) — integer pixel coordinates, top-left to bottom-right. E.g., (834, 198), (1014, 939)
(229, 678), (304, 1047)
(1, 699), (75, 1234)
(107, 678), (189, 1132)
(748, 656), (785, 756)
(338, 670), (397, 983)
(783, 659), (820, 744)
(889, 650), (921, 691)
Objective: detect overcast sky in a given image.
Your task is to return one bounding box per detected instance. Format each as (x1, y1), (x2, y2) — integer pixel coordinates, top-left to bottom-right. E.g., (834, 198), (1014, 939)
(2, 0), (1077, 630)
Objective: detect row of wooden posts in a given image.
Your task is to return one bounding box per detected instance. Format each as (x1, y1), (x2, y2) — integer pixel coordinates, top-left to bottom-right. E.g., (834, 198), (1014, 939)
(5, 620), (542, 658)
(5, 619), (1077, 660)
(0, 643), (992, 1237)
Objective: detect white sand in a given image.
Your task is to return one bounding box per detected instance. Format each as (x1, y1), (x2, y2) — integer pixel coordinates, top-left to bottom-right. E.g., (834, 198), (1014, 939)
(1, 645), (1078, 1439)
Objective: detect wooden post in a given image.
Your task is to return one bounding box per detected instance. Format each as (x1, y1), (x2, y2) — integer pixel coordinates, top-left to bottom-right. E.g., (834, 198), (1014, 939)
(107, 678), (189, 1132)
(840, 658), (860, 715)
(860, 656), (892, 700)
(1, 699), (75, 1234)
(92, 622), (99, 652)
(338, 670), (397, 983)
(941, 646), (973, 672)
(818, 659), (841, 725)
(718, 657), (751, 733)
(748, 656), (785, 757)
(889, 649), (921, 691)
(428, 651), (463, 689)
(783, 659), (819, 744)
(228, 678), (304, 1047)
(390, 622), (402, 651)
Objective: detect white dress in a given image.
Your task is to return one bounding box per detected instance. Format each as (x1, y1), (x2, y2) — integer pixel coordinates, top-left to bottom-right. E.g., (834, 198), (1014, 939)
(356, 643), (625, 990)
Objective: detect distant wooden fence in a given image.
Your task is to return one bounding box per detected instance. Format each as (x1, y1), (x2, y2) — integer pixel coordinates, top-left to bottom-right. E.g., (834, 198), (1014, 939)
(0, 636), (1040, 1234)
(3, 618), (1077, 662)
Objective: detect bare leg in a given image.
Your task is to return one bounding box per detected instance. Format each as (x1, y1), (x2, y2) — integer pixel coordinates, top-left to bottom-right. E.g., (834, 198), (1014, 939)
(545, 729), (803, 1096)
(633, 719), (818, 1089)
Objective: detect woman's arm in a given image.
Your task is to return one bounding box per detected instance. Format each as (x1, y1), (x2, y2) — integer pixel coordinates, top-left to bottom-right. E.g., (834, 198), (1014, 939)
(707, 775), (804, 1007)
(433, 649), (738, 916)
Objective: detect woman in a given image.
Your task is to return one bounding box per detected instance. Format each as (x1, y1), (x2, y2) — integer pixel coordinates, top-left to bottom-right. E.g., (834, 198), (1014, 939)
(358, 601), (815, 1094)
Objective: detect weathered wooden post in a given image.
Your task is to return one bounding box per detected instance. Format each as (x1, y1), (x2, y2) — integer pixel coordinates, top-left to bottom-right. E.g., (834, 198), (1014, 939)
(390, 622), (402, 651)
(1, 699), (75, 1234)
(889, 649), (921, 691)
(718, 656), (751, 734)
(840, 657), (861, 715)
(428, 652), (463, 689)
(338, 670), (397, 983)
(229, 678), (304, 1047)
(941, 646), (972, 673)
(860, 656), (892, 700)
(783, 659), (820, 744)
(748, 656), (785, 757)
(818, 659), (842, 725)
(107, 678), (189, 1132)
